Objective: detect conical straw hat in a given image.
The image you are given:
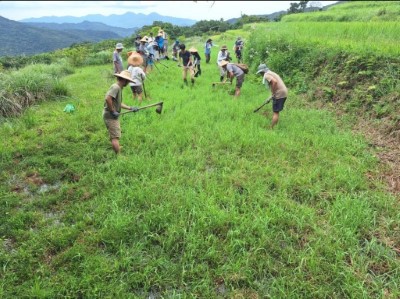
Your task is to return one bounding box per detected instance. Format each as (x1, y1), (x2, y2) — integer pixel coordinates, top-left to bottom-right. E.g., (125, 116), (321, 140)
(114, 70), (135, 83)
(128, 53), (144, 66)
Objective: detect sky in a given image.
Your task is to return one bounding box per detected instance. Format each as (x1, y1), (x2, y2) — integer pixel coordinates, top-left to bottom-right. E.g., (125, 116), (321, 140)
(0, 1), (338, 22)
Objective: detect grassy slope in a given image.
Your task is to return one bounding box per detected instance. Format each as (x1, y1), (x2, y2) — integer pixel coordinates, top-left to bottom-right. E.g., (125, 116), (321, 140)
(283, 1), (400, 22)
(1, 18), (400, 299)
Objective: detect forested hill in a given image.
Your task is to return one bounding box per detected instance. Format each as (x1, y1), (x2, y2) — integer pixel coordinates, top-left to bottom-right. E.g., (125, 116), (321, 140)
(23, 21), (137, 38)
(0, 16), (120, 57)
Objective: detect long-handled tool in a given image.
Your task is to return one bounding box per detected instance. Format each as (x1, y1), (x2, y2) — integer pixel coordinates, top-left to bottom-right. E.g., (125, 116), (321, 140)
(121, 101), (163, 115)
(140, 74), (147, 99)
(211, 81), (231, 87)
(157, 61), (169, 68)
(253, 97), (272, 113)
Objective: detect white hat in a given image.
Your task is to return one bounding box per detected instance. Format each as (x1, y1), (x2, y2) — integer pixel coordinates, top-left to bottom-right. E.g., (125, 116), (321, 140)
(116, 43), (124, 50)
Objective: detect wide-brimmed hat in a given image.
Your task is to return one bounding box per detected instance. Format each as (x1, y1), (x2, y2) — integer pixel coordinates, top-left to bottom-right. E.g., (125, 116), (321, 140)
(128, 53), (144, 66)
(221, 45), (227, 50)
(140, 36), (148, 42)
(127, 51), (138, 58)
(189, 47), (198, 52)
(219, 60), (229, 67)
(256, 64), (269, 74)
(116, 43), (124, 49)
(114, 70), (134, 83)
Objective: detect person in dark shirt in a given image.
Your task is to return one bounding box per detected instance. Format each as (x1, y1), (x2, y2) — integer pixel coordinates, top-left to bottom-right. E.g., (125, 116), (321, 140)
(178, 44), (194, 86)
(189, 47), (201, 77)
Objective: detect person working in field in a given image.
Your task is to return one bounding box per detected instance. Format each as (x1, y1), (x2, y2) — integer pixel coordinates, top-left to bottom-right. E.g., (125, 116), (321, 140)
(172, 39), (180, 61)
(256, 64), (288, 129)
(216, 45), (232, 82)
(233, 37), (244, 63)
(219, 60), (245, 98)
(103, 70), (139, 154)
(178, 44), (195, 86)
(113, 43), (124, 74)
(204, 38), (213, 64)
(127, 53), (146, 105)
(137, 37), (150, 73)
(189, 47), (201, 77)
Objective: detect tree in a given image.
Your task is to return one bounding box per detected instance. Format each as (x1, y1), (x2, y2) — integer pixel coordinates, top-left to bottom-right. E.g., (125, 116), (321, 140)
(288, 1), (309, 14)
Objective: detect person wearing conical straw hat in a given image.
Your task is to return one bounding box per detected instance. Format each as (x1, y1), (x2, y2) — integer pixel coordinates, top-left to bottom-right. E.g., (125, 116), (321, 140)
(216, 45), (232, 82)
(127, 53), (146, 105)
(189, 47), (201, 78)
(103, 70), (139, 154)
(113, 42), (124, 74)
(138, 36), (150, 73)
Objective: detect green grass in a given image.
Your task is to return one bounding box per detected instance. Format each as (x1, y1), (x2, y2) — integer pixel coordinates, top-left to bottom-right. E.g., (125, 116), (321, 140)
(1, 49), (399, 298)
(1, 10), (400, 297)
(283, 1), (400, 22)
(251, 21), (400, 57)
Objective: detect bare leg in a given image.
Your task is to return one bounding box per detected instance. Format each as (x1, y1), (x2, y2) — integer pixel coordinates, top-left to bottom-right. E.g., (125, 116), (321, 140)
(137, 93), (143, 104)
(111, 138), (120, 154)
(234, 87), (241, 97)
(271, 112), (279, 129)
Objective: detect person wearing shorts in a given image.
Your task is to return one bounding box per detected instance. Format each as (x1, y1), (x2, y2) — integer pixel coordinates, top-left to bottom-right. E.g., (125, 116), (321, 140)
(127, 52), (146, 104)
(256, 64), (288, 129)
(219, 60), (245, 97)
(103, 70), (139, 154)
(179, 44), (194, 86)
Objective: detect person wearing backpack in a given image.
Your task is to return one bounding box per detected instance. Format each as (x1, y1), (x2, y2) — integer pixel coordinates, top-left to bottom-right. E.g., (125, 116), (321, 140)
(256, 64), (288, 129)
(219, 60), (245, 98)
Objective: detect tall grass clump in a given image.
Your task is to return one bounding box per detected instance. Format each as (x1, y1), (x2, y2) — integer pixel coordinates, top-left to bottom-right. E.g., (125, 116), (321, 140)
(245, 22), (400, 134)
(0, 60), (73, 117)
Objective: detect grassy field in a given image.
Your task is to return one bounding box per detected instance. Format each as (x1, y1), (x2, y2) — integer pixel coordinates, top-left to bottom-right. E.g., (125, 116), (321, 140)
(283, 1), (400, 22)
(1, 2), (400, 298)
(1, 46), (399, 298)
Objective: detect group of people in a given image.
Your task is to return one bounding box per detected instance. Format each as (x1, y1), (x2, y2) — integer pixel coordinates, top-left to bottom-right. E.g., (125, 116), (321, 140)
(106, 35), (288, 154)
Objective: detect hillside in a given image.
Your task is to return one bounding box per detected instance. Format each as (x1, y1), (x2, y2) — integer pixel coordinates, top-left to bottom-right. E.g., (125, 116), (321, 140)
(24, 21), (137, 38)
(282, 1), (400, 22)
(21, 12), (197, 28)
(0, 16), (120, 57)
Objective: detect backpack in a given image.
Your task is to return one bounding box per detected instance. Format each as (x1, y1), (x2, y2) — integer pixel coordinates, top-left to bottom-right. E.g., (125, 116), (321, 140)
(234, 63), (249, 74)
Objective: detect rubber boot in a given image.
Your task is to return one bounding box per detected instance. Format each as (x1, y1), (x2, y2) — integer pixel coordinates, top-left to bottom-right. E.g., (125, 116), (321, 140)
(184, 78), (188, 85)
(220, 76), (224, 82)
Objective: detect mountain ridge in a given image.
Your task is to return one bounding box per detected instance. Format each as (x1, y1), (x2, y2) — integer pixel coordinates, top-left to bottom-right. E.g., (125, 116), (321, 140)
(21, 12), (197, 28)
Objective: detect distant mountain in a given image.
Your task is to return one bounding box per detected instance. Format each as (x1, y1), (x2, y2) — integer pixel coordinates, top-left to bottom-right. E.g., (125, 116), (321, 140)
(0, 16), (120, 57)
(21, 12), (197, 28)
(24, 21), (137, 38)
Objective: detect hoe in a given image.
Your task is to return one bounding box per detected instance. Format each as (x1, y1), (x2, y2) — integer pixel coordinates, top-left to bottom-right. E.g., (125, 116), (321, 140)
(253, 97), (272, 113)
(121, 101), (163, 115)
